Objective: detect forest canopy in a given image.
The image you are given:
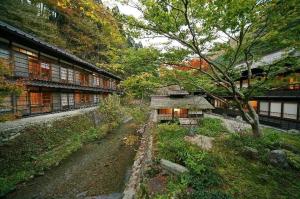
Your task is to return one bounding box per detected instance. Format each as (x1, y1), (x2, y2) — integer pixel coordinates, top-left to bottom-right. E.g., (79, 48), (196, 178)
(0, 0), (128, 65)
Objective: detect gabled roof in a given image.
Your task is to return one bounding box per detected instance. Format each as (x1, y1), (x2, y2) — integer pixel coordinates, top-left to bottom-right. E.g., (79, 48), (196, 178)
(234, 48), (299, 70)
(150, 95), (214, 110)
(0, 21), (121, 80)
(154, 85), (189, 96)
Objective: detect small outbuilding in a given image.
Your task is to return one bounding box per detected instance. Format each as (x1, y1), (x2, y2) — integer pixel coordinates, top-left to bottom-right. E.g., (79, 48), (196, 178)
(150, 85), (214, 124)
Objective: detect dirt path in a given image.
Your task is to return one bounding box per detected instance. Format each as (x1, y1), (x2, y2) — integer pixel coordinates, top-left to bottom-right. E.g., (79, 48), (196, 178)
(4, 121), (140, 199)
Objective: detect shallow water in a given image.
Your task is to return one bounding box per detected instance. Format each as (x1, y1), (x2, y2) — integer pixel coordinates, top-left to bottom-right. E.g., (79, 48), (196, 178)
(4, 121), (140, 199)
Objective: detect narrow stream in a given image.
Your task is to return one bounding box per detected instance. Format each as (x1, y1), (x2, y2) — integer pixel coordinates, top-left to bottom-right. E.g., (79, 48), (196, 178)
(4, 121), (140, 199)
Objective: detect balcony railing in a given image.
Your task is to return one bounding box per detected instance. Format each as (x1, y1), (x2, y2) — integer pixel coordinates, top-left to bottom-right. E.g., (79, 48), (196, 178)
(157, 114), (173, 120)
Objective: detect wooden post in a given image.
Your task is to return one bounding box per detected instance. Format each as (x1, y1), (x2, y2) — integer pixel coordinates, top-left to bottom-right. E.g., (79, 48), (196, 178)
(297, 102), (300, 121)
(172, 108), (174, 120)
(28, 91), (31, 115)
(268, 101), (271, 117)
(11, 93), (17, 115)
(281, 102), (284, 119)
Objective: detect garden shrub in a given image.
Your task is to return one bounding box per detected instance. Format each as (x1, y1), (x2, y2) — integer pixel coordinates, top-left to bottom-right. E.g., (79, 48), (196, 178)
(196, 118), (227, 137)
(99, 94), (125, 124)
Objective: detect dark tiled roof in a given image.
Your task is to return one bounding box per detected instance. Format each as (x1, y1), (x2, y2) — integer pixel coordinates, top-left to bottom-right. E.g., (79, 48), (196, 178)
(150, 95), (214, 109)
(26, 80), (118, 93)
(0, 21), (121, 80)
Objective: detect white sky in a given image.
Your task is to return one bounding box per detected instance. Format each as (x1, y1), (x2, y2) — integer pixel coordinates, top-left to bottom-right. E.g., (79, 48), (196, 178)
(102, 0), (180, 49)
(102, 0), (227, 51)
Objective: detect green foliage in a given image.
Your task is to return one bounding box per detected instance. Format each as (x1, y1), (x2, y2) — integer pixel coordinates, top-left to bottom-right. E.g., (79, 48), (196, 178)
(0, 107), (126, 196)
(99, 94), (124, 124)
(126, 104), (149, 125)
(0, 59), (24, 117)
(109, 47), (161, 76)
(155, 124), (229, 198)
(285, 150), (300, 170)
(152, 121), (300, 199)
(196, 118), (227, 137)
(226, 128), (282, 153)
(0, 0), (127, 65)
(120, 73), (161, 99)
(123, 0), (300, 136)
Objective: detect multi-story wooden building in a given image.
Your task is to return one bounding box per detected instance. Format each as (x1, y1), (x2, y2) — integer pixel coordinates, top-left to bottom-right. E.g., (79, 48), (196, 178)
(212, 49), (300, 130)
(0, 21), (121, 117)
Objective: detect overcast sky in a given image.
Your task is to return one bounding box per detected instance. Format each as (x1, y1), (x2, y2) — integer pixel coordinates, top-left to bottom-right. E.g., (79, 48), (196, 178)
(102, 0), (181, 49)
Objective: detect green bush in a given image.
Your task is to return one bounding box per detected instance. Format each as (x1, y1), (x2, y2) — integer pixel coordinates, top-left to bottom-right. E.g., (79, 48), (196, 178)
(99, 94), (125, 124)
(196, 118), (227, 137)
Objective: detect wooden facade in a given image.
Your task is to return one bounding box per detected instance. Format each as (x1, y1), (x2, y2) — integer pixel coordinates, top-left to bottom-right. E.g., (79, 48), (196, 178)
(0, 22), (121, 117)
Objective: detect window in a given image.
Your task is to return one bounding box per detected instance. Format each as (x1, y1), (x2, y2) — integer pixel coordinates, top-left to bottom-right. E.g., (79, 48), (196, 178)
(40, 62), (51, 80)
(68, 93), (74, 106)
(30, 92), (52, 113)
(61, 67), (67, 80)
(80, 72), (88, 86)
(259, 101), (269, 115)
(158, 109), (172, 115)
(93, 76), (100, 86)
(30, 93), (41, 106)
(0, 96), (12, 112)
(75, 93), (81, 104)
(42, 93), (51, 105)
(214, 99), (226, 108)
(28, 57), (40, 79)
(0, 47), (10, 60)
(68, 69), (74, 83)
(283, 103), (297, 120)
(270, 102), (281, 117)
(94, 94), (100, 103)
(13, 46), (37, 57)
(75, 71), (80, 85)
(61, 93), (68, 106)
(249, 101), (258, 112)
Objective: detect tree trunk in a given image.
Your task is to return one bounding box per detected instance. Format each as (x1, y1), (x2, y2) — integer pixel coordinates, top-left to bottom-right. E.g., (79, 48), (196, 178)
(250, 118), (261, 137)
(247, 102), (262, 137)
(236, 100), (262, 137)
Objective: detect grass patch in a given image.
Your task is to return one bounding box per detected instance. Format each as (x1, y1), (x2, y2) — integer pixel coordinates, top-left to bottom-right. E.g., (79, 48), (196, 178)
(196, 118), (228, 137)
(147, 120), (300, 199)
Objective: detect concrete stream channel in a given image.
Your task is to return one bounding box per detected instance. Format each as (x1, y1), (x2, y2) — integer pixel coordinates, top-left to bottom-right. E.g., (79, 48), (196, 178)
(4, 120), (141, 199)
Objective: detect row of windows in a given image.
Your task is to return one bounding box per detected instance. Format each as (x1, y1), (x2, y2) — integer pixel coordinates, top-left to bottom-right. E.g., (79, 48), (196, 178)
(235, 73), (300, 90)
(0, 91), (104, 116)
(0, 45), (118, 89)
(259, 101), (299, 120)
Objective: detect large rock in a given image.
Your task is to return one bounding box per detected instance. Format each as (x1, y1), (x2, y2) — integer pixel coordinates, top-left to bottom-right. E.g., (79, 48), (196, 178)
(242, 146), (259, 159)
(184, 135), (214, 151)
(160, 159), (189, 175)
(287, 129), (300, 134)
(268, 150), (289, 168)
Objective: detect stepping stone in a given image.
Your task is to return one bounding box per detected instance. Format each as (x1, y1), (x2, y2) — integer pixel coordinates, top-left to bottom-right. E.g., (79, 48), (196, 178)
(160, 159), (189, 175)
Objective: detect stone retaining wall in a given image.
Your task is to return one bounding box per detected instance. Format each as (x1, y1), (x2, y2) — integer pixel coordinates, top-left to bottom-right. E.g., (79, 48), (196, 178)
(123, 117), (153, 199)
(0, 107), (100, 144)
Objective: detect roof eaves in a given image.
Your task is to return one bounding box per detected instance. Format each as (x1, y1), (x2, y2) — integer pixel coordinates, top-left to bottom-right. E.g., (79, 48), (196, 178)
(0, 21), (122, 80)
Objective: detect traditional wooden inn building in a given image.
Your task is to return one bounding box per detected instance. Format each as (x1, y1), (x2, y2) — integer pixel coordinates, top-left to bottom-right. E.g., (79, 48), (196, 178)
(0, 21), (121, 117)
(151, 85), (214, 125)
(212, 48), (300, 130)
